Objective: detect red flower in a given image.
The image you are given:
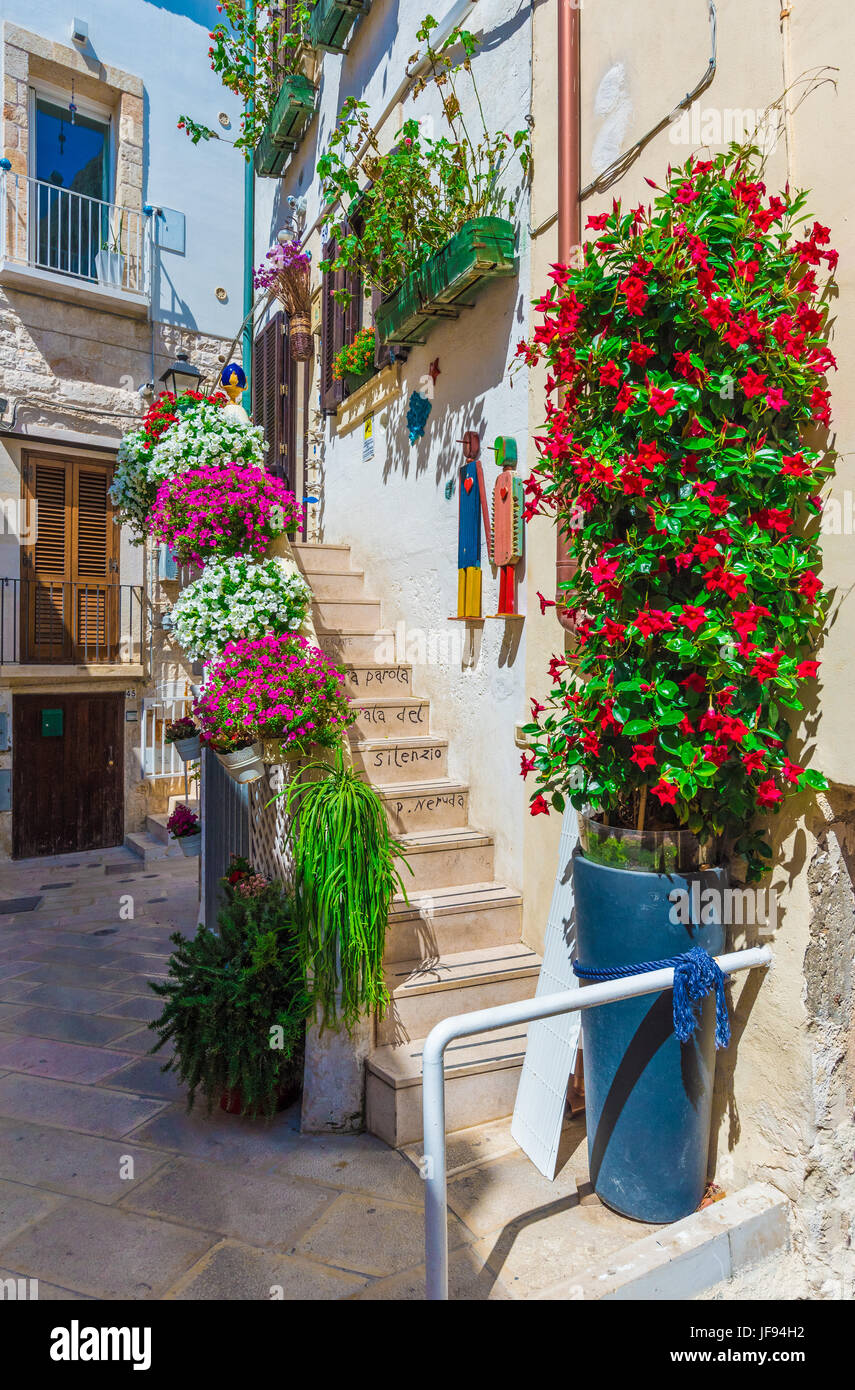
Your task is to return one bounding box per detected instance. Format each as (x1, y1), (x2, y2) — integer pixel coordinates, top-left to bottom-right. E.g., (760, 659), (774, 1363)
(599, 359), (623, 388)
(648, 385), (677, 417)
(782, 757), (804, 783)
(797, 572), (821, 603)
(796, 660), (820, 678)
(750, 649), (783, 683)
(586, 213), (609, 230)
(742, 750), (766, 774)
(530, 698), (545, 720)
(536, 591), (556, 614)
(765, 387), (789, 412)
(702, 297), (732, 330)
(630, 742), (657, 770)
(520, 753), (536, 779)
(678, 604), (707, 634)
(581, 732), (601, 755)
(633, 608), (675, 638)
(756, 779), (783, 807)
(530, 795), (550, 816)
(781, 452), (811, 478)
(680, 673), (706, 694)
(739, 367), (767, 398)
(650, 779), (678, 807)
(628, 342), (655, 366)
(613, 383), (635, 413)
(619, 274), (648, 316)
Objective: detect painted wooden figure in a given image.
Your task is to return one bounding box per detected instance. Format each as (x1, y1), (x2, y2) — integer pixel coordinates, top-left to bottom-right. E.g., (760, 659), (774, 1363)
(489, 436), (524, 616)
(453, 430), (491, 620)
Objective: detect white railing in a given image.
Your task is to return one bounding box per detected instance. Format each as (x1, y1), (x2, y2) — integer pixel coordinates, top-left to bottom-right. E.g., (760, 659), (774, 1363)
(421, 944), (774, 1300)
(0, 166), (149, 297)
(141, 696), (194, 780)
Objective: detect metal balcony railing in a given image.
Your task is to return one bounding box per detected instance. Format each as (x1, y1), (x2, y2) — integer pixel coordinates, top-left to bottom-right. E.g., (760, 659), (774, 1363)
(0, 168), (149, 298)
(0, 578), (145, 665)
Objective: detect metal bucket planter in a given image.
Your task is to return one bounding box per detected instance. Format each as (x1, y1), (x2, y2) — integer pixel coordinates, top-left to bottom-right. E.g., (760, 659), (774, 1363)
(573, 838), (728, 1224)
(173, 734), (201, 763)
(253, 74), (316, 178)
(375, 217), (517, 347)
(308, 0), (371, 53)
(215, 743), (266, 785)
(177, 830), (202, 858)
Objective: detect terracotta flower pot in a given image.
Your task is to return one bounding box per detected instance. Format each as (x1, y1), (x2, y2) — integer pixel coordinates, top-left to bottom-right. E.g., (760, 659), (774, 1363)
(219, 1076), (301, 1117)
(215, 743), (266, 784)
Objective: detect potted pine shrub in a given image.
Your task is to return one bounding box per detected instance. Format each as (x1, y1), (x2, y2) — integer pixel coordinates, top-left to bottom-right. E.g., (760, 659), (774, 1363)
(520, 146), (836, 1223)
(193, 632), (355, 781)
(166, 803), (202, 857)
(165, 715), (201, 763)
(149, 871), (310, 1117)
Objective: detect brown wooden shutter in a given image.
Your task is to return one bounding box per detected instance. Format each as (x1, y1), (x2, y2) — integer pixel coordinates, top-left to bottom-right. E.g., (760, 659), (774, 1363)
(320, 236), (344, 414)
(253, 313), (286, 476)
(21, 453), (116, 661)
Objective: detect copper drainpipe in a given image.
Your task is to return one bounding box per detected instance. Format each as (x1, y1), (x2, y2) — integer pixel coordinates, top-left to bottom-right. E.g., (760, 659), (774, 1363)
(555, 0), (581, 631)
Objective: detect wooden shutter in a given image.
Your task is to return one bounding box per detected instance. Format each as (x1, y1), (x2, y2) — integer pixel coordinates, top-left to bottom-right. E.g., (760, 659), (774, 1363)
(21, 452), (117, 662)
(253, 312), (286, 476)
(320, 236), (344, 415)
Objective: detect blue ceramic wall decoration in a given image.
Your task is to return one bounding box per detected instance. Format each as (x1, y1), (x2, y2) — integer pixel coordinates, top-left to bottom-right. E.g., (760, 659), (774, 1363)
(407, 389), (432, 444)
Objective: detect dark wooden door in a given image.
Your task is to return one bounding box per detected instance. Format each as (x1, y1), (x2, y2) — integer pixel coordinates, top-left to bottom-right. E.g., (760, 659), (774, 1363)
(12, 692), (124, 858)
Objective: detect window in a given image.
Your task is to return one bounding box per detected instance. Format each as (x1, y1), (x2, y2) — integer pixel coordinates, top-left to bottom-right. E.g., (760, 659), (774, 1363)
(31, 91), (113, 281)
(320, 229), (363, 414)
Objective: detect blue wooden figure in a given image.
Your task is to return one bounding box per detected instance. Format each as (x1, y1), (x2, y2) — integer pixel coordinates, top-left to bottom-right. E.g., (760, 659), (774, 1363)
(452, 430), (491, 619)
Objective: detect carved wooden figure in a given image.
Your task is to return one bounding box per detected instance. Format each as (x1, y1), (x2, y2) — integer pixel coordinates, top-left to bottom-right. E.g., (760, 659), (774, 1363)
(452, 430), (491, 620)
(489, 436), (524, 616)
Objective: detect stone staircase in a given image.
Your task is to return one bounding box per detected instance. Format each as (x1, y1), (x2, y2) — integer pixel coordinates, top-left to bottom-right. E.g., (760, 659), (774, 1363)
(294, 540), (538, 1148)
(126, 797), (199, 864)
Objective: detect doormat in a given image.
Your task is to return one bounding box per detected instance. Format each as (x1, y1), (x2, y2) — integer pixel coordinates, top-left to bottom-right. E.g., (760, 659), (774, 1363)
(0, 897), (42, 914)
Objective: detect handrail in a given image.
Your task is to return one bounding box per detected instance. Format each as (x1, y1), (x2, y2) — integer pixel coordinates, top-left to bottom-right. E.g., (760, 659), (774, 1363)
(422, 943), (773, 1300)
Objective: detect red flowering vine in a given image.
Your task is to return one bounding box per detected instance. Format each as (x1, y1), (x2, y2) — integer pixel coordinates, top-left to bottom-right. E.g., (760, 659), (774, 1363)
(517, 146), (836, 878)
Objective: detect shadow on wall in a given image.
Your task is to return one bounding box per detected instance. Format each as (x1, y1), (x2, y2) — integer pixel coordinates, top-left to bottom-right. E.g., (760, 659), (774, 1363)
(380, 274), (524, 489)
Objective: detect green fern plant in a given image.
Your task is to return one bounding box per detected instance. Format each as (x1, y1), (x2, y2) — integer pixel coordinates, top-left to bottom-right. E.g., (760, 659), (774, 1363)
(284, 751), (411, 1032)
(148, 879), (309, 1118)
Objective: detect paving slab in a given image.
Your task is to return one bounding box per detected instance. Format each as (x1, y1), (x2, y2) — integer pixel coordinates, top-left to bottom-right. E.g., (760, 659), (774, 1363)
(121, 1157), (338, 1249)
(12, 963), (140, 990)
(169, 1239), (370, 1301)
(294, 1192), (470, 1278)
(97, 996), (162, 1022)
(353, 1245), (513, 1300)
(99, 1056), (185, 1100)
(0, 1036), (135, 1084)
(273, 1131), (428, 1205)
(11, 984), (132, 1014)
(2, 1007), (143, 1047)
(0, 1267), (92, 1300)
(0, 1118), (170, 1200)
(129, 1103), (303, 1170)
(0, 1178), (67, 1246)
(446, 1147), (583, 1238)
(0, 1197), (217, 1299)
(0, 1072), (167, 1137)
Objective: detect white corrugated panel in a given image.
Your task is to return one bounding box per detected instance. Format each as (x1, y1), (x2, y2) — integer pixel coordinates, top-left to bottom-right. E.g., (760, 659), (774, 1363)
(511, 803), (582, 1178)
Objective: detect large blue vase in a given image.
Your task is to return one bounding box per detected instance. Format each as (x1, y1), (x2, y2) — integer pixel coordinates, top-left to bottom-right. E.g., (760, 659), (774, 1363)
(573, 850), (728, 1223)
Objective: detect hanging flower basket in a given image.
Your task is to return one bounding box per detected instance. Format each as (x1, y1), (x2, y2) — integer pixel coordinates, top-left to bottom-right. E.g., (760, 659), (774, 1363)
(253, 74), (316, 178)
(253, 242), (313, 359)
(308, 0), (371, 54)
(214, 743), (267, 784)
(374, 217), (517, 347)
(289, 314), (313, 361)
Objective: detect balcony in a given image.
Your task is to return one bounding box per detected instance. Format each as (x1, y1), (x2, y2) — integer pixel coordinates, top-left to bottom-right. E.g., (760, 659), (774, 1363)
(0, 168), (149, 317)
(0, 579), (145, 674)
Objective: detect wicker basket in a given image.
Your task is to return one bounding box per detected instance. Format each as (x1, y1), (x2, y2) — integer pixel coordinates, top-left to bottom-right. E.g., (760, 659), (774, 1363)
(289, 314), (313, 361)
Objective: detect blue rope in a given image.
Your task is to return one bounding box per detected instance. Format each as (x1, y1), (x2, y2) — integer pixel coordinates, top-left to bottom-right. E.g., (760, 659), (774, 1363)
(573, 945), (731, 1049)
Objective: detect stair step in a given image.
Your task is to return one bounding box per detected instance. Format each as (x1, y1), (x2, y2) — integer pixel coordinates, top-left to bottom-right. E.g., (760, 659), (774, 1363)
(292, 541), (354, 573)
(366, 1023), (529, 1148)
(299, 569), (366, 600)
(379, 779), (469, 833)
(313, 597), (382, 632)
(316, 628), (395, 664)
(396, 826), (494, 892)
(125, 830), (181, 863)
(376, 942), (540, 1045)
(343, 662), (413, 697)
(352, 735), (449, 785)
(385, 881), (522, 962)
(349, 696), (430, 741)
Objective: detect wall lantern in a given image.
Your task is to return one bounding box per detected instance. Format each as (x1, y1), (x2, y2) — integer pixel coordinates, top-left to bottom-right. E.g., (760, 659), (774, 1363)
(158, 350), (201, 397)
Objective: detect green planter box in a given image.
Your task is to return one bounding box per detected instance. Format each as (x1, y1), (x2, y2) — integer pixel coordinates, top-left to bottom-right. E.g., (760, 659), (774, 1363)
(253, 73), (316, 178)
(309, 0), (371, 53)
(374, 217), (517, 347)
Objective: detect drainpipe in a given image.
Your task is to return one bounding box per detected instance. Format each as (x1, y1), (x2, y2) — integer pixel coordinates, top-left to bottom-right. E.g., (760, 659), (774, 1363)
(555, 0), (580, 631)
(242, 0), (256, 412)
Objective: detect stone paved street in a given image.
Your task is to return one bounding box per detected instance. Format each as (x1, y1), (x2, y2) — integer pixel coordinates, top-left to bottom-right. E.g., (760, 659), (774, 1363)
(0, 849), (656, 1300)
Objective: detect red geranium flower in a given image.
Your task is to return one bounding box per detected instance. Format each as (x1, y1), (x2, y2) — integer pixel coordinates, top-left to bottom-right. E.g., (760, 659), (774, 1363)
(650, 780), (678, 807)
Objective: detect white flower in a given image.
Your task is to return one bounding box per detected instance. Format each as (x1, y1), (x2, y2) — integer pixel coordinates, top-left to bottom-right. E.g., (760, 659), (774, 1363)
(168, 556), (312, 662)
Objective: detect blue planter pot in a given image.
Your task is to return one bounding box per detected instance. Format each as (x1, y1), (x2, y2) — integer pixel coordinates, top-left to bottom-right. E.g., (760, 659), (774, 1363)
(573, 850), (728, 1224)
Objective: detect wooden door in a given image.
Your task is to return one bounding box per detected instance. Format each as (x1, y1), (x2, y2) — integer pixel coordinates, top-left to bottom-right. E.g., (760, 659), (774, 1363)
(12, 692), (124, 857)
(21, 453), (118, 662)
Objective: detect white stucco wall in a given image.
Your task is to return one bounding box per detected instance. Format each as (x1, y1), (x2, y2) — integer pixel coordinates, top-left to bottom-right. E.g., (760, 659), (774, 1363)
(256, 0), (534, 893)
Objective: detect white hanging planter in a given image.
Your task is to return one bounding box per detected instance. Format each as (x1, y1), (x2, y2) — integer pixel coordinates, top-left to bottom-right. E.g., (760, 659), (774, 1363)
(215, 742), (266, 784)
(173, 734), (202, 763)
(177, 830), (202, 857)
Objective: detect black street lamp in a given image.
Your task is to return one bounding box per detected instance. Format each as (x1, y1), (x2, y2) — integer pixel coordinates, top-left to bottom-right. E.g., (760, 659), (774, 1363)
(158, 350), (201, 397)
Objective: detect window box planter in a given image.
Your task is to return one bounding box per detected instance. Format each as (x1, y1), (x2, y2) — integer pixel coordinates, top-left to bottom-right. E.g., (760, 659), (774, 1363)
(374, 217), (517, 347)
(342, 368), (374, 394)
(253, 73), (317, 178)
(308, 0), (371, 54)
